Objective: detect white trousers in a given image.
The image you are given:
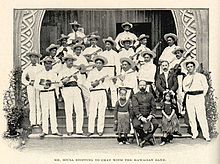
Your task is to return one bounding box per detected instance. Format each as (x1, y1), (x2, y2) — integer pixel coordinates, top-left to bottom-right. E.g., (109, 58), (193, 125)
(61, 87), (84, 133)
(109, 84), (118, 107)
(88, 90), (107, 133)
(27, 86), (41, 125)
(40, 91), (58, 134)
(186, 94), (210, 139)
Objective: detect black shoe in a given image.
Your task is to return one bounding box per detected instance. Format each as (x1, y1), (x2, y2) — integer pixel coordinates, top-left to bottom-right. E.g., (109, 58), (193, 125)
(39, 133), (46, 138)
(52, 132), (63, 136)
(173, 131), (182, 136)
(67, 132), (73, 136)
(86, 133), (93, 137)
(139, 140), (146, 148)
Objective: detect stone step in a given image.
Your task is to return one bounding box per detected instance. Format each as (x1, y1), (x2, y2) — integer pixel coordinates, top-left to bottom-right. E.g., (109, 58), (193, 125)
(29, 132), (192, 139)
(31, 123), (189, 134)
(56, 115), (186, 125)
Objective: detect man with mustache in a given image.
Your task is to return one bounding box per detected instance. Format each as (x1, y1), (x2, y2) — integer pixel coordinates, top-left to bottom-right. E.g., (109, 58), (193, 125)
(131, 80), (159, 148)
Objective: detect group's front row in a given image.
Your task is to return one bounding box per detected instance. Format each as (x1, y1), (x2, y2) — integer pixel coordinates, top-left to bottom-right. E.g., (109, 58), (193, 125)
(22, 51), (211, 148)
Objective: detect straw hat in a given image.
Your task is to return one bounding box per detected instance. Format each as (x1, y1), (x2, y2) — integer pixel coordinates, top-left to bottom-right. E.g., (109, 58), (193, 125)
(71, 43), (85, 51)
(57, 34), (69, 42)
(121, 22), (133, 29)
(120, 57), (135, 68)
(62, 54), (77, 61)
(182, 58), (199, 70)
(138, 34), (150, 41)
(172, 46), (185, 54)
(103, 37), (116, 47)
(26, 50), (42, 58)
(69, 21), (81, 26)
(141, 50), (156, 58)
(41, 56), (56, 63)
(164, 33), (178, 42)
(46, 44), (59, 53)
(93, 55), (108, 65)
(88, 34), (100, 41)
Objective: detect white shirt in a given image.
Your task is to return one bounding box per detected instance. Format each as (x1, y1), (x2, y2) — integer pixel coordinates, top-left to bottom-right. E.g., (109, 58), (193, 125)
(115, 31), (139, 50)
(116, 69), (138, 93)
(86, 67), (109, 90)
(73, 54), (89, 66)
(56, 46), (73, 56)
(34, 68), (59, 95)
(136, 44), (151, 63)
(67, 30), (86, 44)
(183, 72), (208, 95)
(21, 63), (44, 86)
(138, 62), (156, 83)
(169, 57), (187, 74)
(159, 44), (176, 64)
(82, 45), (102, 59)
(100, 49), (120, 75)
(118, 48), (134, 60)
(57, 65), (79, 86)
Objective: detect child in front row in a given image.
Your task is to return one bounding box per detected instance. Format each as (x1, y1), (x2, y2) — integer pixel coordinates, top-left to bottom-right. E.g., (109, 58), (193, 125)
(160, 91), (181, 146)
(114, 88), (132, 144)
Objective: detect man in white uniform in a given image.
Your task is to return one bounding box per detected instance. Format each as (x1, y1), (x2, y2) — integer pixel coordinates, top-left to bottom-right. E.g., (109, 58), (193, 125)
(86, 55), (109, 137)
(115, 22), (139, 50)
(138, 50), (156, 93)
(118, 37), (135, 60)
(113, 57), (138, 100)
(136, 34), (151, 65)
(22, 51), (44, 127)
(34, 56), (62, 138)
(67, 21), (86, 45)
(159, 33), (177, 66)
(82, 34), (102, 59)
(100, 37), (119, 107)
(182, 59), (210, 141)
(170, 46), (187, 116)
(58, 54), (84, 136)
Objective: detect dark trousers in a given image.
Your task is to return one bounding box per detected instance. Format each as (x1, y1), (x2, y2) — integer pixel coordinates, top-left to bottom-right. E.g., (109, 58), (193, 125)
(132, 117), (159, 141)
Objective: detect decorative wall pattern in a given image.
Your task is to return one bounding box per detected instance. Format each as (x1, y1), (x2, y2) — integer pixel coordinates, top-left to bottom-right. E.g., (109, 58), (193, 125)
(180, 10), (197, 58)
(20, 10), (38, 70)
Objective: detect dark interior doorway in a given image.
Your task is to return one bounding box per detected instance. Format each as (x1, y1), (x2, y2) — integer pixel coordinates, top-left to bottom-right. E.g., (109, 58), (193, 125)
(116, 22), (151, 49)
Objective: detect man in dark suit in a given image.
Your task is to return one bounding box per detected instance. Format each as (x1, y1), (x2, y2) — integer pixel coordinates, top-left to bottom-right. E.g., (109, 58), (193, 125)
(156, 60), (178, 101)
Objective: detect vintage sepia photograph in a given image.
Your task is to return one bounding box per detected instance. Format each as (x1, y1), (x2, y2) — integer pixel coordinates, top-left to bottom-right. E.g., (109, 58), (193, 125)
(0, 4), (219, 164)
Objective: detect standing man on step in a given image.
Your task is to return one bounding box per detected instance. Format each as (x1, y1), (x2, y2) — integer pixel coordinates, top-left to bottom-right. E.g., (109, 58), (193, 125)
(58, 54), (84, 136)
(34, 56), (62, 138)
(22, 51), (44, 128)
(86, 55), (109, 137)
(182, 59), (210, 142)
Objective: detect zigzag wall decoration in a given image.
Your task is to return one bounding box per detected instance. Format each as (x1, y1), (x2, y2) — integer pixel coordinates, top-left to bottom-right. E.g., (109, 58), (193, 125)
(180, 10), (197, 58)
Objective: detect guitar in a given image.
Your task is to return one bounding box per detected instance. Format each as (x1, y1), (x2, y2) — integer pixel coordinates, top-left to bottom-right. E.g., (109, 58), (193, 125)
(83, 48), (102, 57)
(91, 75), (109, 88)
(39, 79), (59, 89)
(171, 53), (191, 74)
(152, 40), (163, 53)
(72, 31), (99, 44)
(61, 70), (80, 84)
(129, 50), (143, 60)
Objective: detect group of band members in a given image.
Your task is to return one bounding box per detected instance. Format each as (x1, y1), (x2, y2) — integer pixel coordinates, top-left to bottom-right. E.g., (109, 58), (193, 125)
(22, 20), (211, 146)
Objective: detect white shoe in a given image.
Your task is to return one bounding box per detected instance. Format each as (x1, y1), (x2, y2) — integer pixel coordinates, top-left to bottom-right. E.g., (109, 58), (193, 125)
(160, 141), (166, 146)
(118, 142), (123, 145)
(124, 141), (130, 145)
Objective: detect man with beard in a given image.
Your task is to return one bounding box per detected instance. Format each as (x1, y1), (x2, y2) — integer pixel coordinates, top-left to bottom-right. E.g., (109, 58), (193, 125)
(131, 80), (159, 148)
(156, 60), (178, 101)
